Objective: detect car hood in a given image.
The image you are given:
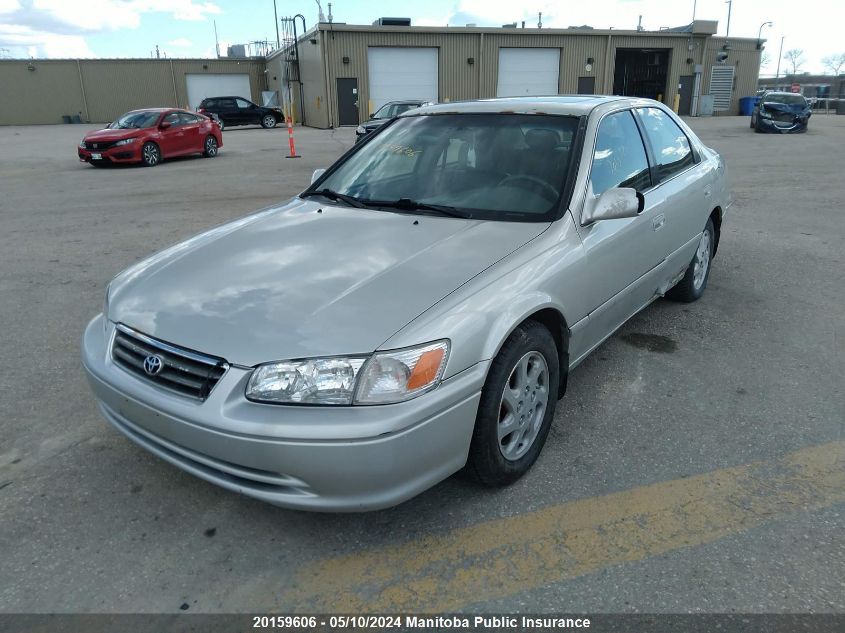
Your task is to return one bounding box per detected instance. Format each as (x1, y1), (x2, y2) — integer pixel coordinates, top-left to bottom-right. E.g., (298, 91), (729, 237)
(84, 127), (145, 142)
(761, 101), (810, 115)
(109, 198), (549, 366)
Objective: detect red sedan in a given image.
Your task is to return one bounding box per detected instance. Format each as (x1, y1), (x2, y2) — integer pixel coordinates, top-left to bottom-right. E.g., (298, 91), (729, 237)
(78, 108), (223, 167)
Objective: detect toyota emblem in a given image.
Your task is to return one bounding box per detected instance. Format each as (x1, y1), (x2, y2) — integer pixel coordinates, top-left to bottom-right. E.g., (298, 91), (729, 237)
(143, 355), (163, 376)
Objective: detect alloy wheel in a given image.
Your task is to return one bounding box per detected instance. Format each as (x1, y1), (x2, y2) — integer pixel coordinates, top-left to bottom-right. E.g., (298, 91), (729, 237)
(205, 137), (218, 156)
(498, 351), (549, 461)
(693, 228), (712, 290)
(142, 143), (159, 166)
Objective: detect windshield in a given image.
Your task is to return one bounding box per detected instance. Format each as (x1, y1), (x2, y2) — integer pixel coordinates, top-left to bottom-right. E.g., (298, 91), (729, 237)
(314, 113), (580, 221)
(763, 94), (807, 106)
(109, 111), (161, 129)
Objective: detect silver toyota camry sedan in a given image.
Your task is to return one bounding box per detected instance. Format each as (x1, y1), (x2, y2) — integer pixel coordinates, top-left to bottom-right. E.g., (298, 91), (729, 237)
(82, 96), (730, 511)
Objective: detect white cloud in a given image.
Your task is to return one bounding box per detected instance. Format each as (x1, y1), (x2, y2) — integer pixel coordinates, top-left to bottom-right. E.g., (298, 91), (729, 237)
(0, 0), (20, 14)
(167, 37), (192, 47)
(30, 0), (221, 30)
(0, 23), (95, 57)
(0, 0), (222, 58)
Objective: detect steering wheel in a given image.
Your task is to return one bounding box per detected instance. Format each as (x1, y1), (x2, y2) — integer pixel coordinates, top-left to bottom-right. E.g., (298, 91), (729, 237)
(498, 175), (559, 201)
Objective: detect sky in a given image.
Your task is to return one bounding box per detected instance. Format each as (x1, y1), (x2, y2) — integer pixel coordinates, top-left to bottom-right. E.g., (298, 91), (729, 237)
(0, 0), (842, 74)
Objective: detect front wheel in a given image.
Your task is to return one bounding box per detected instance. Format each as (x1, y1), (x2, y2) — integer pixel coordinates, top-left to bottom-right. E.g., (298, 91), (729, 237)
(140, 142), (160, 167)
(467, 321), (560, 486)
(666, 217), (715, 303)
(203, 135), (218, 157)
(261, 114), (277, 129)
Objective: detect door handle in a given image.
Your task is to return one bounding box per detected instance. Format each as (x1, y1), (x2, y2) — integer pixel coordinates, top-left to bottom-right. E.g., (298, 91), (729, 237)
(652, 213), (666, 231)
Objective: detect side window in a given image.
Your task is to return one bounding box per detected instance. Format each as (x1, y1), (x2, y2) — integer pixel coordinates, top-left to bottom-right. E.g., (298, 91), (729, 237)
(179, 112), (200, 125)
(221, 99), (237, 110)
(235, 98), (252, 109)
(635, 107), (694, 181)
(589, 110), (651, 197)
(162, 112), (181, 126)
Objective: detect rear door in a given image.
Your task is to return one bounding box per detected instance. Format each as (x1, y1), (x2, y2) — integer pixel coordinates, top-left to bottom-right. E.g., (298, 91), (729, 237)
(179, 112), (204, 153)
(157, 111), (185, 156)
(216, 98), (239, 126)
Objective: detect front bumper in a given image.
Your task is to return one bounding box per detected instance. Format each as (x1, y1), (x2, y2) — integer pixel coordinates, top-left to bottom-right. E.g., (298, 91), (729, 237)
(78, 143), (142, 164)
(81, 316), (486, 511)
(755, 116), (809, 134)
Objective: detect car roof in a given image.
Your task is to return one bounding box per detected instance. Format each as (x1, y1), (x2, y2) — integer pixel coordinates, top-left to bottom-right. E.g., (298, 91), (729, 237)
(763, 91), (804, 97)
(405, 95), (637, 117)
(202, 96), (250, 100)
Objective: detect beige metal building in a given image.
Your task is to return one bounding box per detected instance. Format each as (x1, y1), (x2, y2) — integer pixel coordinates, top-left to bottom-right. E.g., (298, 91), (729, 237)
(0, 58), (266, 125)
(267, 20), (762, 128)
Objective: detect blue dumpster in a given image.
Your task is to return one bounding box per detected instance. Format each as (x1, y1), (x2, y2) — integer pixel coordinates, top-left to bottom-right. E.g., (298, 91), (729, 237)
(739, 96), (756, 116)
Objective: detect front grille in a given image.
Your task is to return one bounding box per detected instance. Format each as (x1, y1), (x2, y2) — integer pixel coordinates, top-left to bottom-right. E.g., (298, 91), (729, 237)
(85, 140), (118, 150)
(111, 324), (228, 400)
(770, 111), (795, 123)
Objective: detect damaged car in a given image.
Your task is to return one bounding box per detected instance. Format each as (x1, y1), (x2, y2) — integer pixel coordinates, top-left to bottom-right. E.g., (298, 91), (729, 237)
(751, 92), (812, 133)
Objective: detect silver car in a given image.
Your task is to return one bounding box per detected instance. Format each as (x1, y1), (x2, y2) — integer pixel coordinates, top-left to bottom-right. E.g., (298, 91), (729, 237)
(82, 96), (730, 511)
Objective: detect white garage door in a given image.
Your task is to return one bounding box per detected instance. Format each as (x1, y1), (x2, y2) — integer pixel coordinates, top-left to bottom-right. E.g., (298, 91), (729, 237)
(186, 74), (252, 110)
(496, 48), (560, 97)
(367, 47), (438, 114)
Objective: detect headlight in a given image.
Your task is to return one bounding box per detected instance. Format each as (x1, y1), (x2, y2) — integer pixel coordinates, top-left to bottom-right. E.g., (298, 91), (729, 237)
(759, 110), (772, 119)
(356, 125), (366, 134)
(355, 340), (449, 404)
(246, 357), (367, 405)
(79, 140), (86, 148)
(114, 137), (137, 146)
(245, 340), (449, 405)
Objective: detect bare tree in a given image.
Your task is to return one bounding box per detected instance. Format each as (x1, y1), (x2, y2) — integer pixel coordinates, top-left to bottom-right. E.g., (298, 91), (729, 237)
(783, 49), (805, 75)
(760, 51), (771, 69)
(821, 52), (845, 76)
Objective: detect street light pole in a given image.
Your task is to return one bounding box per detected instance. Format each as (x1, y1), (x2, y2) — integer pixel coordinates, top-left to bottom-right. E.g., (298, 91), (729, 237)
(725, 0), (732, 37)
(757, 21), (772, 50)
(775, 36), (784, 81)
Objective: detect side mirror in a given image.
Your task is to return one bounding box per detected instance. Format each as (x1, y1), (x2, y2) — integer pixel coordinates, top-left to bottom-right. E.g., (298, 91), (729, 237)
(582, 187), (644, 224)
(369, 113), (375, 119)
(310, 168), (326, 184)
(159, 121), (172, 130)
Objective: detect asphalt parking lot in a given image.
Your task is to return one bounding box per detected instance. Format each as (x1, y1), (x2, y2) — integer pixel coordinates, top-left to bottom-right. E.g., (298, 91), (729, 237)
(0, 116), (843, 615)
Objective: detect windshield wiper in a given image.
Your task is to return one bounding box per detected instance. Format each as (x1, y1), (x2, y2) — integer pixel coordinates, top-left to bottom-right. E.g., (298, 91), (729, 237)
(300, 188), (366, 208)
(366, 198), (472, 219)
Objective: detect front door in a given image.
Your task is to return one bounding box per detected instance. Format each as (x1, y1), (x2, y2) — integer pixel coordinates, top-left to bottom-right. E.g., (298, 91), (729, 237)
(575, 109), (668, 351)
(577, 76), (596, 94)
(336, 78), (359, 126)
(678, 75), (694, 116)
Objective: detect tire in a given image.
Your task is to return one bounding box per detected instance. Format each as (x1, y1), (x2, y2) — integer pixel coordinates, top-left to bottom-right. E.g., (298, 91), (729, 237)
(261, 114), (277, 129)
(217, 118), (225, 132)
(203, 135), (218, 157)
(749, 115), (755, 128)
(467, 321), (560, 486)
(141, 142), (160, 167)
(666, 217), (715, 303)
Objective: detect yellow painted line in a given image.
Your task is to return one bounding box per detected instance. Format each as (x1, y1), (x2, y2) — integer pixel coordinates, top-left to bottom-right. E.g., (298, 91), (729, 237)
(284, 441), (845, 611)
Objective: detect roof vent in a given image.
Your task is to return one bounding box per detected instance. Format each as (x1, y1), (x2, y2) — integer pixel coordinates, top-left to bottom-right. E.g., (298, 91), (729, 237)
(502, 22), (517, 28)
(373, 17), (411, 26)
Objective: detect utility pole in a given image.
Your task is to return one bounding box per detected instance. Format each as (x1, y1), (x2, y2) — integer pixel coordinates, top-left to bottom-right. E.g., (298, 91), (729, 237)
(273, 0), (280, 49)
(724, 0), (732, 37)
(775, 36), (784, 80)
(213, 20), (220, 58)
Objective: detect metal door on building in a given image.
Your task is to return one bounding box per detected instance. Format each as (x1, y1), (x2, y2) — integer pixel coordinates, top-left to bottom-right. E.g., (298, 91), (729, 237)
(577, 76), (596, 94)
(336, 78), (359, 126)
(678, 75), (694, 115)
